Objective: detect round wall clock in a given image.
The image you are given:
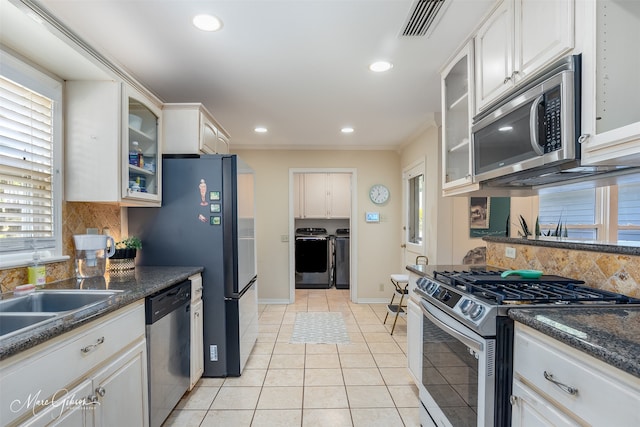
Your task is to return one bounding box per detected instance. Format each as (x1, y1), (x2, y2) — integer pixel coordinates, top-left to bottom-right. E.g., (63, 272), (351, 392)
(369, 184), (390, 205)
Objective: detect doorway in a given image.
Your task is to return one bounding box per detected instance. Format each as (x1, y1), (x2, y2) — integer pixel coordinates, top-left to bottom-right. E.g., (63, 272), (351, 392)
(289, 169), (357, 303)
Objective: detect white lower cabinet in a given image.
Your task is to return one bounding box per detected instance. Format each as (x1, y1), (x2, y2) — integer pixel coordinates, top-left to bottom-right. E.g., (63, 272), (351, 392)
(511, 379), (581, 427)
(190, 299), (204, 390)
(406, 297), (423, 386)
(190, 274), (204, 390)
(511, 323), (640, 426)
(0, 302), (148, 427)
(21, 380), (93, 427)
(90, 341), (147, 426)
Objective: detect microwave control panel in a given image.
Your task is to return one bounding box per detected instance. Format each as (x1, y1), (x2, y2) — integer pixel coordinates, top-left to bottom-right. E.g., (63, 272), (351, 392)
(542, 87), (562, 152)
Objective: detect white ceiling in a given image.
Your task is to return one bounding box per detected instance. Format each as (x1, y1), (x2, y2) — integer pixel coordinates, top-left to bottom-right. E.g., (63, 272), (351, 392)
(5, 0), (495, 150)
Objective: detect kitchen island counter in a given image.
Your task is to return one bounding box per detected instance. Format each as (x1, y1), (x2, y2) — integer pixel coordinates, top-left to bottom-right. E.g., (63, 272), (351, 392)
(0, 266), (203, 360)
(509, 307), (640, 379)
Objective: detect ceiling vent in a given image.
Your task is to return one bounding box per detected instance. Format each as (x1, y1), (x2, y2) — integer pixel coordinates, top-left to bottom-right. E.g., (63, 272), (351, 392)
(401, 0), (448, 37)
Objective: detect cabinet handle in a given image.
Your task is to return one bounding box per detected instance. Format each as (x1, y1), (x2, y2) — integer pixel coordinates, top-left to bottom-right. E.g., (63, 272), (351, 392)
(543, 371), (578, 396)
(195, 311), (200, 318)
(503, 76), (512, 84)
(95, 387), (106, 397)
(511, 70), (520, 80)
(578, 134), (590, 144)
(80, 336), (105, 354)
(87, 394), (99, 404)
(509, 395), (518, 405)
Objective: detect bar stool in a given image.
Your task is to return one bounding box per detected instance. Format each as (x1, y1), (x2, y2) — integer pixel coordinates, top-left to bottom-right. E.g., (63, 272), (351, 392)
(383, 274), (409, 335)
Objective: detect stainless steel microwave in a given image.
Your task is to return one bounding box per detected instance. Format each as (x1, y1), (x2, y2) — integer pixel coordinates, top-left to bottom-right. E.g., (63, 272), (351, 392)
(471, 55), (581, 184)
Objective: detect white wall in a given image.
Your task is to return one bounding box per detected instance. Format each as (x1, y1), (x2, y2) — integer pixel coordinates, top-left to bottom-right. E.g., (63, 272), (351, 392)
(399, 123), (539, 264)
(235, 134), (540, 305)
(232, 149), (403, 303)
(400, 124), (487, 265)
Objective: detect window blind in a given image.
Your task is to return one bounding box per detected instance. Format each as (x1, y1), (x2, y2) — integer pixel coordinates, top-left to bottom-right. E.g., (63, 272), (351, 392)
(0, 75), (55, 253)
(538, 188), (597, 239)
(618, 182), (640, 241)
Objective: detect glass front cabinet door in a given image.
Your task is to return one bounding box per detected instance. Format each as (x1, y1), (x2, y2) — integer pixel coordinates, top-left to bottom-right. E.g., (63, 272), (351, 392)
(65, 81), (162, 206)
(580, 0), (640, 166)
(124, 86), (162, 204)
(441, 42), (479, 196)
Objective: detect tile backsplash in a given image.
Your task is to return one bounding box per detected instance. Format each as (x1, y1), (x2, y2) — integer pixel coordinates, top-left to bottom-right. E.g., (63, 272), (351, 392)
(487, 241), (640, 298)
(0, 202), (122, 293)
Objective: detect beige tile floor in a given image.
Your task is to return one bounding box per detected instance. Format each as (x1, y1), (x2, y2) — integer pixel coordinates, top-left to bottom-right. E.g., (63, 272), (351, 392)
(163, 288), (419, 427)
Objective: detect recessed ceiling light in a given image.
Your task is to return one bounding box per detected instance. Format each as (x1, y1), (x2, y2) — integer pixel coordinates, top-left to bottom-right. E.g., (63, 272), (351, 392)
(341, 127), (354, 134)
(254, 127), (268, 133)
(193, 14), (223, 32)
(369, 61), (393, 72)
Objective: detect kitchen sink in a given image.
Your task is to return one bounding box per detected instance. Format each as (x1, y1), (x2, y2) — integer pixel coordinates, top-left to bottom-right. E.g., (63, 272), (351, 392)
(0, 313), (58, 338)
(0, 290), (121, 313)
(0, 290), (123, 340)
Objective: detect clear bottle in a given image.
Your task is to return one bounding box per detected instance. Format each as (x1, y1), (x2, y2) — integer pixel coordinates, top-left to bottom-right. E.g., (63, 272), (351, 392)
(27, 251), (46, 287)
(130, 141), (140, 166)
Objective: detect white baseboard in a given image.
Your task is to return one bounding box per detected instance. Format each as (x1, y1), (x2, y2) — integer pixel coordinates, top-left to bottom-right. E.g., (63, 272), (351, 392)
(354, 298), (388, 304)
(258, 298), (291, 305)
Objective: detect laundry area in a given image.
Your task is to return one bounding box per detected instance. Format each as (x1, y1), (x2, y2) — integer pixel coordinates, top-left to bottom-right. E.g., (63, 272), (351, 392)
(293, 173), (351, 290)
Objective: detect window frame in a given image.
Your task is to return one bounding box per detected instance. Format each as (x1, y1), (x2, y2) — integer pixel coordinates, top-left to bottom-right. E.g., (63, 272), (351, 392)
(404, 161), (425, 252)
(0, 48), (65, 268)
(537, 180), (640, 243)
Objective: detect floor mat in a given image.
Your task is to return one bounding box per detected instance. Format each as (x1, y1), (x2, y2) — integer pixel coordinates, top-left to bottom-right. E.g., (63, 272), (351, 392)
(290, 312), (351, 344)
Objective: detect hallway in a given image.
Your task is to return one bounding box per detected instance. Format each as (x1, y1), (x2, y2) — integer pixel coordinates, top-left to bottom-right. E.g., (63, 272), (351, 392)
(164, 288), (419, 426)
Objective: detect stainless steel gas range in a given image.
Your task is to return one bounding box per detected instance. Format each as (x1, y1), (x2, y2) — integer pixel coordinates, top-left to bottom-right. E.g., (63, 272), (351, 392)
(405, 265), (640, 427)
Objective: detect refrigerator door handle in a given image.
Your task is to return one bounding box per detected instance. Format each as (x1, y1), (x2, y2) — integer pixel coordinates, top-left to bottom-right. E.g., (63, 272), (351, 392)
(225, 275), (257, 300)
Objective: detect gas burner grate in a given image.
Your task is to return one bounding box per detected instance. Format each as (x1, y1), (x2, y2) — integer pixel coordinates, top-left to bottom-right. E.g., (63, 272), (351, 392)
(431, 269), (640, 305)
(466, 282), (638, 304)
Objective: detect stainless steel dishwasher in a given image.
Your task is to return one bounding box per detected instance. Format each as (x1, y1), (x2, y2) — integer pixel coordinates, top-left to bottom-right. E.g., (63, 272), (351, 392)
(145, 280), (191, 427)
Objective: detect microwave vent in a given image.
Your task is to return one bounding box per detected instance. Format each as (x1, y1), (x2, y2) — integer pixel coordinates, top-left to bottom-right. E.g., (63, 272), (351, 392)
(401, 0), (447, 37)
(483, 165), (639, 188)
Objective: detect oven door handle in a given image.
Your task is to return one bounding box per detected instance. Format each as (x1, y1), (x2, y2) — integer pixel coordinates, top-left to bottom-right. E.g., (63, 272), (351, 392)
(420, 304), (483, 353)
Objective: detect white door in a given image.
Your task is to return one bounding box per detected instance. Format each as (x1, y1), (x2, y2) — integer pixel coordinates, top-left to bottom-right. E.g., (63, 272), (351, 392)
(402, 161), (425, 267)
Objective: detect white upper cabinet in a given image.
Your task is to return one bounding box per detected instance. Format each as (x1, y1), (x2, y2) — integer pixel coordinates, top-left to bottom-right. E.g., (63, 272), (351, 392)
(163, 103), (230, 155)
(66, 81), (162, 206)
(475, 0), (574, 111)
(475, 0), (514, 111)
(580, 0), (640, 166)
(328, 173), (351, 218)
(441, 41), (479, 196)
(295, 173), (351, 219)
(303, 173), (329, 218)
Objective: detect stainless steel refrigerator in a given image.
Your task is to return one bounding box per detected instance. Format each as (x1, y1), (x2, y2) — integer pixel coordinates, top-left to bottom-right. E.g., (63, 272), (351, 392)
(129, 154), (258, 377)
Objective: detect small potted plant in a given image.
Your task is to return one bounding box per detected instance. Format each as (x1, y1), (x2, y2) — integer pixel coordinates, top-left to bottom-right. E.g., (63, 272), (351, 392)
(109, 236), (142, 272)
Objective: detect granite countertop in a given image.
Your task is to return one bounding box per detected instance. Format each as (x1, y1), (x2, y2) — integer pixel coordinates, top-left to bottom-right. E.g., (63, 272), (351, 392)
(509, 308), (640, 379)
(0, 266), (203, 360)
(483, 235), (640, 256)
(406, 263), (492, 277)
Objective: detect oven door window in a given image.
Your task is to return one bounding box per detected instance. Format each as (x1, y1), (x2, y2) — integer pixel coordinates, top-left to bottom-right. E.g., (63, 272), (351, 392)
(421, 307), (488, 426)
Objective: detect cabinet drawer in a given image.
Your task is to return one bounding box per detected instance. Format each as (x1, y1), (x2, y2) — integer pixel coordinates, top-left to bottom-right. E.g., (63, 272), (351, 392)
(513, 324), (640, 426)
(0, 302), (145, 425)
